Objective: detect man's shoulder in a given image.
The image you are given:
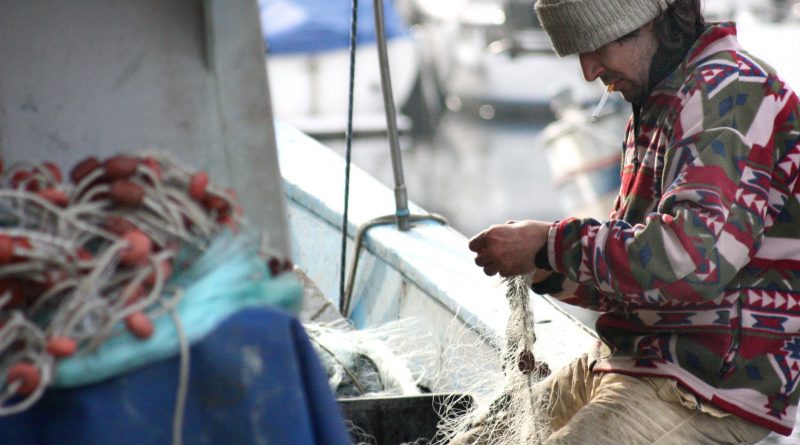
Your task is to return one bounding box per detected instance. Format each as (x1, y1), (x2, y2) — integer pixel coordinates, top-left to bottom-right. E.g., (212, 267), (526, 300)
(687, 46), (793, 89)
(679, 47), (799, 103)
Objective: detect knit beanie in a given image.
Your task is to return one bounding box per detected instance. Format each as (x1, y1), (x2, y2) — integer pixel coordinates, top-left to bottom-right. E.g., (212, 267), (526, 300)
(535, 0), (675, 56)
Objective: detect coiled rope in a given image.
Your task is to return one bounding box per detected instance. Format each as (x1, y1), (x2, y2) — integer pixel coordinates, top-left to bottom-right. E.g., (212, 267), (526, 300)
(0, 151), (290, 444)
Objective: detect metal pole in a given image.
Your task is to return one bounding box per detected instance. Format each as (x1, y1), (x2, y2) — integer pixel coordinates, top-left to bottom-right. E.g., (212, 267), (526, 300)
(372, 0), (411, 231)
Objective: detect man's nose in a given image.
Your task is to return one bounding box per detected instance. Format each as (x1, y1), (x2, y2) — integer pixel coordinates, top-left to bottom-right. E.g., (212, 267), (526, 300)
(579, 52), (604, 82)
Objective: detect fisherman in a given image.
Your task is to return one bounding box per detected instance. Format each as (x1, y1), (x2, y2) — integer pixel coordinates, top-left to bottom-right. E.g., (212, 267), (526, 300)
(466, 0), (800, 443)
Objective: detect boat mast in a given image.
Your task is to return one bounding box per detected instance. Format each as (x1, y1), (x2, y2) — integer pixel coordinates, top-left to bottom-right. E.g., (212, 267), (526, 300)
(373, 0), (411, 231)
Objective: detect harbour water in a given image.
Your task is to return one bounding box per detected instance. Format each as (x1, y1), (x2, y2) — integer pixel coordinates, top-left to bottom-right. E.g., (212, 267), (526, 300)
(323, 108), (569, 239)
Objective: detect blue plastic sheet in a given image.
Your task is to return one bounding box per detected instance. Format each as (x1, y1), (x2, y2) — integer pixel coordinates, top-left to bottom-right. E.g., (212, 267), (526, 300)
(259, 0), (409, 54)
(0, 308), (352, 445)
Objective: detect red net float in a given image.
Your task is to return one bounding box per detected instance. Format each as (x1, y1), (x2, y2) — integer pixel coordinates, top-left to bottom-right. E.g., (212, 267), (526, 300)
(203, 195), (230, 216)
(0, 235), (13, 264)
(109, 180), (144, 207)
(10, 170), (37, 191)
(103, 156), (138, 180)
(41, 162), (63, 183)
(125, 311), (154, 339)
(10, 237), (32, 264)
(69, 157), (100, 184)
(120, 230), (152, 266)
(6, 362), (40, 396)
(188, 171), (209, 201)
(46, 336), (78, 358)
(140, 157), (163, 181)
(37, 188), (69, 207)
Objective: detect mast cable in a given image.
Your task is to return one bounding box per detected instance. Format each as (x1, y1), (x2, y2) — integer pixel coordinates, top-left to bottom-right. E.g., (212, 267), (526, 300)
(338, 0), (450, 317)
(339, 0), (359, 307)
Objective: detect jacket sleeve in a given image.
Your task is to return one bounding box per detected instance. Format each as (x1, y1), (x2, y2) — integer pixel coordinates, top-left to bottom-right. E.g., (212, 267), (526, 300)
(532, 271), (623, 312)
(548, 62), (792, 304)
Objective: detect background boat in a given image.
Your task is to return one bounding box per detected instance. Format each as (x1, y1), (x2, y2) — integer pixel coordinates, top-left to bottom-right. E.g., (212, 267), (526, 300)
(402, 0), (608, 119)
(259, 0), (421, 137)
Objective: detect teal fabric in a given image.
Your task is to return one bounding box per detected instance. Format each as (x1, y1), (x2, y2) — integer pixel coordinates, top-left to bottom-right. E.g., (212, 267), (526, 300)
(1, 308), (352, 445)
(54, 233), (302, 387)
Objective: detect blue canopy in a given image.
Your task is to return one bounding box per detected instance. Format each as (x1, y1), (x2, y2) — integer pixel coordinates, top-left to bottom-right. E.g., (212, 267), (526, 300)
(259, 0), (409, 54)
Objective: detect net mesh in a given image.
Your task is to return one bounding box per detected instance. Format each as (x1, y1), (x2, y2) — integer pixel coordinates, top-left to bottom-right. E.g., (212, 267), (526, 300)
(433, 274), (552, 445)
(0, 151), (289, 415)
(303, 274), (554, 445)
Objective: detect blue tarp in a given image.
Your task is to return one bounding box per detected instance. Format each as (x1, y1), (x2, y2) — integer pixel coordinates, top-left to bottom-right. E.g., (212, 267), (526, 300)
(259, 0), (409, 54)
(0, 308), (352, 445)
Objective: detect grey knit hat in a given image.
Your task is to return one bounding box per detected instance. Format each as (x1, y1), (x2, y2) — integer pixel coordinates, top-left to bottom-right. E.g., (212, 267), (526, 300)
(535, 0), (675, 56)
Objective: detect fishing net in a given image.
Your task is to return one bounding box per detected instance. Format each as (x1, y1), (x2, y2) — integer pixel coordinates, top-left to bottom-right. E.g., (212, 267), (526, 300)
(433, 274), (553, 445)
(305, 274), (554, 445)
(0, 151), (293, 416)
(305, 317), (441, 398)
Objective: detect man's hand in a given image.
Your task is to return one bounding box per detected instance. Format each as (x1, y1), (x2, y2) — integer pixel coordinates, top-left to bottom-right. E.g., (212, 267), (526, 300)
(468, 220), (551, 277)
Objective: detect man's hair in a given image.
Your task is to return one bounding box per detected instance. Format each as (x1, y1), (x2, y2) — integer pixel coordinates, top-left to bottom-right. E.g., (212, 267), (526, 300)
(653, 0), (706, 50)
(646, 0), (705, 96)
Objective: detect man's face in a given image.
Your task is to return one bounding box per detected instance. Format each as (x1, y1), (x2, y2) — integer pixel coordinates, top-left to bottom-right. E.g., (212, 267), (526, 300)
(578, 21), (658, 103)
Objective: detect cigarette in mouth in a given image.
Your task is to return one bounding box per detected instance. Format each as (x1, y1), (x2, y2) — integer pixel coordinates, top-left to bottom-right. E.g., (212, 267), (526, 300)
(589, 82), (615, 124)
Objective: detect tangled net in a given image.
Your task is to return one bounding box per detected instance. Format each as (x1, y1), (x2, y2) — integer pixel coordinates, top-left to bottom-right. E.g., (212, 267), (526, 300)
(305, 317), (441, 399)
(0, 151), (290, 416)
(435, 274), (552, 445)
(304, 275), (554, 444)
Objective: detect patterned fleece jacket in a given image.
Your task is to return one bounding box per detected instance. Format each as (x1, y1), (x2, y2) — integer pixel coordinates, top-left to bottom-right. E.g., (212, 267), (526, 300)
(542, 23), (800, 435)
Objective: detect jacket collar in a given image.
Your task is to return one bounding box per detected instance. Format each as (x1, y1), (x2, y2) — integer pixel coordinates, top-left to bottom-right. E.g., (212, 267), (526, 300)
(649, 22), (743, 98)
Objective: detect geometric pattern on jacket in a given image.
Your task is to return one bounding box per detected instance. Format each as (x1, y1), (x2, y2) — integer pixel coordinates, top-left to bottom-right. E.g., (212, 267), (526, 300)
(545, 22), (800, 436)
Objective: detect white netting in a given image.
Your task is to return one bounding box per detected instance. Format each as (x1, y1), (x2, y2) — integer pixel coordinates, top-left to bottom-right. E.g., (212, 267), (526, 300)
(433, 274), (552, 445)
(305, 274), (554, 445)
(305, 317), (441, 398)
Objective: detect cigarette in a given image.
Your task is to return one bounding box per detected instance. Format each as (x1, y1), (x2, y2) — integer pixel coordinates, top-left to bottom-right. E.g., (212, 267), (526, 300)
(589, 82), (615, 124)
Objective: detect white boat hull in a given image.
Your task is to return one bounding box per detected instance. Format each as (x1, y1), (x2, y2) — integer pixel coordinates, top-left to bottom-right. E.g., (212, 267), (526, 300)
(267, 37), (418, 135)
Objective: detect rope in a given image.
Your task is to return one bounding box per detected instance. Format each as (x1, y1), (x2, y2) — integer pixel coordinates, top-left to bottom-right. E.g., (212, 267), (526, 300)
(336, 0), (456, 317)
(171, 308), (190, 445)
(339, 0), (359, 308)
(0, 151), (288, 421)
